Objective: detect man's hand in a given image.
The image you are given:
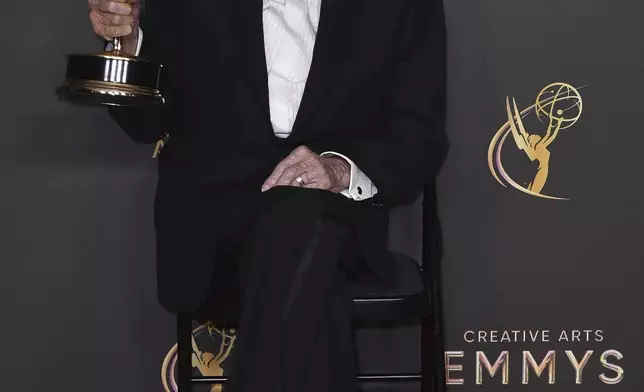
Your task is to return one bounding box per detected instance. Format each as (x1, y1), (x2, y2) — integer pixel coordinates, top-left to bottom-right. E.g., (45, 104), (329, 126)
(89, 0), (140, 55)
(262, 146), (351, 193)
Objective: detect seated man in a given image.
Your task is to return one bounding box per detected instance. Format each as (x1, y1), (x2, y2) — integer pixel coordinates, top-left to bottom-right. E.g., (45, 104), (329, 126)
(88, 0), (447, 390)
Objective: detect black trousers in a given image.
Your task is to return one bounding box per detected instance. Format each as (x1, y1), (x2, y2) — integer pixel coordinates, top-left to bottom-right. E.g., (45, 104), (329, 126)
(197, 186), (366, 392)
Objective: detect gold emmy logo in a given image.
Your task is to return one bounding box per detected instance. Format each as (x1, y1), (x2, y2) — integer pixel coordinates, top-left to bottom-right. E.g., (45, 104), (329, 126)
(488, 82), (584, 200)
(161, 322), (237, 392)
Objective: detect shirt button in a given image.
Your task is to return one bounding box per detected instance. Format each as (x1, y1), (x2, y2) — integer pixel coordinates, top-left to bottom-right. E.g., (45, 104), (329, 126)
(357, 187), (363, 195)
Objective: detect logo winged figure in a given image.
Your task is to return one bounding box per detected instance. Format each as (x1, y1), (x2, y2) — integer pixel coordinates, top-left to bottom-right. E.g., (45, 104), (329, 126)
(489, 83), (583, 200)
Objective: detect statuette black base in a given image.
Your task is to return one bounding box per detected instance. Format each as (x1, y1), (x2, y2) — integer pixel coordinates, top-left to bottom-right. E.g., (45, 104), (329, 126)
(57, 51), (164, 107)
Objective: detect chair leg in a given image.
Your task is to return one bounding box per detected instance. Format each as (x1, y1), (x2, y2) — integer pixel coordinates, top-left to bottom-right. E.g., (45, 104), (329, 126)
(421, 314), (445, 392)
(420, 315), (433, 392)
(177, 314), (193, 392)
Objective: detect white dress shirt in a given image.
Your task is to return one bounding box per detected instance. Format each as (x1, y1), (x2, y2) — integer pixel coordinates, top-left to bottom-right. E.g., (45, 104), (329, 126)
(127, 0), (378, 200)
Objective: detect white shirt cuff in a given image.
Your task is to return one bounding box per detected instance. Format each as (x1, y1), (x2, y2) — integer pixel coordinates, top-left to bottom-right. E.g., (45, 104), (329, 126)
(320, 152), (378, 201)
(104, 27), (143, 56)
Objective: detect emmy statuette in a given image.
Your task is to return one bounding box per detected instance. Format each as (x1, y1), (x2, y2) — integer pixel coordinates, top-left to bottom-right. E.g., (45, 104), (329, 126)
(57, 37), (164, 107)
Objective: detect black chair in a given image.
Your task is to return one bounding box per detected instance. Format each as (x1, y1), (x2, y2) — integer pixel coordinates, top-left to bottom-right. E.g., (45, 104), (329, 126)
(176, 182), (446, 391)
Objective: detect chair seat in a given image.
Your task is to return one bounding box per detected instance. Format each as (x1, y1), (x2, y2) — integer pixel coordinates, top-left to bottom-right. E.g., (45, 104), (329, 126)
(351, 252), (428, 323)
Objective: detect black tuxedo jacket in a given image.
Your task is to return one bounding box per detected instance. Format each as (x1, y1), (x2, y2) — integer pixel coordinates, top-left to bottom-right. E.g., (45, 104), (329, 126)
(109, 0), (447, 313)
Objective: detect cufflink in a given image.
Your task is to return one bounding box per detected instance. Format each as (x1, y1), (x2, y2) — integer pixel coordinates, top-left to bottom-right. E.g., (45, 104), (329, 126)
(357, 186), (363, 195)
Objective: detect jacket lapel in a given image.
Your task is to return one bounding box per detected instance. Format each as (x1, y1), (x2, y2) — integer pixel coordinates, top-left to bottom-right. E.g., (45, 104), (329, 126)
(224, 0), (361, 135)
(292, 0), (360, 135)
(225, 0), (271, 122)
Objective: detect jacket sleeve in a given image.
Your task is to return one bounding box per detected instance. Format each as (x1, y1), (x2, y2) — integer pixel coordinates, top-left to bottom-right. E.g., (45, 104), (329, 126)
(107, 0), (182, 144)
(314, 0), (448, 206)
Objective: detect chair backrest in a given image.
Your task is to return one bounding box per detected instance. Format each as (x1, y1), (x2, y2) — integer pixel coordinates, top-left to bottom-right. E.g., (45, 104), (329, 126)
(387, 181), (442, 275)
(387, 180), (443, 300)
(422, 180), (446, 387)
(388, 195), (424, 262)
(421, 181), (443, 289)
(388, 181), (445, 385)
